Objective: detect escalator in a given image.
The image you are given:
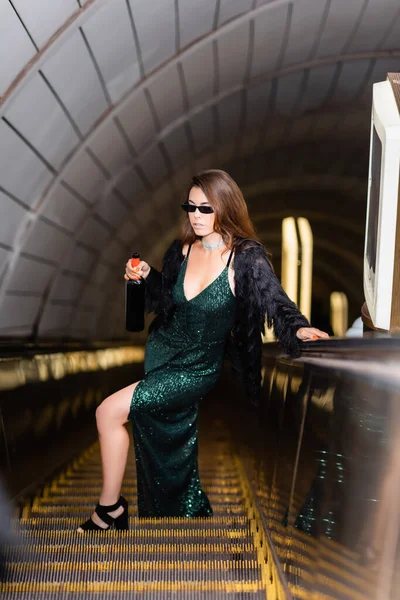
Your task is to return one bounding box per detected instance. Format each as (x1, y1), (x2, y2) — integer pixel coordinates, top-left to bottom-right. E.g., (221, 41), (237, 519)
(2, 338), (400, 599)
(1, 391), (272, 598)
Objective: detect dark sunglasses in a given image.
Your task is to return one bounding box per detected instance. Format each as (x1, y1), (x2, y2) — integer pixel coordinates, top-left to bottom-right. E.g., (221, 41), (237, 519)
(181, 203), (214, 214)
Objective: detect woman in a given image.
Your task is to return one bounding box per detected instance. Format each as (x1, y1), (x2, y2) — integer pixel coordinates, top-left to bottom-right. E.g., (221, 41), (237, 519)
(78, 169), (328, 531)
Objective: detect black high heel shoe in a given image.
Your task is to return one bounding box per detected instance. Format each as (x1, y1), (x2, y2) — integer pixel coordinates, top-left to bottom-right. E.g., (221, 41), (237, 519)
(77, 495), (128, 532)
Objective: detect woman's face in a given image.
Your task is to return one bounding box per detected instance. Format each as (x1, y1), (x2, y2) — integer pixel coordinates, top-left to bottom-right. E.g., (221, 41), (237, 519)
(187, 186), (215, 236)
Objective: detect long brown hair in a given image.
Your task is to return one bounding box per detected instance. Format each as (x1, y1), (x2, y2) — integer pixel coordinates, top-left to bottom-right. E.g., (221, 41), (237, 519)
(180, 169), (261, 250)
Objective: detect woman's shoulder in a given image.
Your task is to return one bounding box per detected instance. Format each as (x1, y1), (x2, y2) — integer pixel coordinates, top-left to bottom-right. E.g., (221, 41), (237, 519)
(235, 238), (268, 257)
(234, 238), (275, 277)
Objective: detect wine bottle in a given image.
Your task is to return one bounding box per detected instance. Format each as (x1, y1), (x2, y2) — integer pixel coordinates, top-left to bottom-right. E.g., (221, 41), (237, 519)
(125, 253), (145, 332)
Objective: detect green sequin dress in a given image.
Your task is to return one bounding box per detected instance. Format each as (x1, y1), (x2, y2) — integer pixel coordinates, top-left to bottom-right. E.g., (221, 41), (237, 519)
(129, 244), (235, 517)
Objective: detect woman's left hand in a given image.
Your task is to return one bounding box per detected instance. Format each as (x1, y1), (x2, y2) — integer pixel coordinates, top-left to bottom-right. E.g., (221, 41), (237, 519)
(296, 327), (330, 341)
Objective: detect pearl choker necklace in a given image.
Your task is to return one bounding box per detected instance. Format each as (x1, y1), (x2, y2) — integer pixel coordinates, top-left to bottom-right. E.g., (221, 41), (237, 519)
(201, 238), (224, 250)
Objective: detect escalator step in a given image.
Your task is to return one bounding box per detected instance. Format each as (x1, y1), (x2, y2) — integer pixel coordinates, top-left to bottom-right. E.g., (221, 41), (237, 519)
(6, 560), (261, 581)
(27, 508), (247, 518)
(4, 423), (268, 598)
(4, 549), (257, 563)
(2, 592), (268, 600)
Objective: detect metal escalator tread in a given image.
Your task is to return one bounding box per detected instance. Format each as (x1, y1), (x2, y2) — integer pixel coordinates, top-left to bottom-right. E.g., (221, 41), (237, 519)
(2, 420), (269, 598)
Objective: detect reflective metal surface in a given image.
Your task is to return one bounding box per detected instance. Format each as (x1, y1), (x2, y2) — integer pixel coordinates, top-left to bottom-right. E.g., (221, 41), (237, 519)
(230, 338), (400, 600)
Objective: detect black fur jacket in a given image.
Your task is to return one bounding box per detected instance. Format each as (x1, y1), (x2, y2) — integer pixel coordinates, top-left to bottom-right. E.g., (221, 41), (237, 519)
(144, 238), (310, 402)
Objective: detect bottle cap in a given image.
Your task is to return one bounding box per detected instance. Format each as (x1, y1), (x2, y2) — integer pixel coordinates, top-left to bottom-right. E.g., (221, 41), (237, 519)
(130, 252), (140, 278)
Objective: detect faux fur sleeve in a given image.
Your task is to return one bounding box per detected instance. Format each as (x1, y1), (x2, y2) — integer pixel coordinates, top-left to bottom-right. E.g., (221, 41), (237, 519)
(144, 267), (162, 314)
(251, 247), (310, 357)
(145, 239), (183, 315)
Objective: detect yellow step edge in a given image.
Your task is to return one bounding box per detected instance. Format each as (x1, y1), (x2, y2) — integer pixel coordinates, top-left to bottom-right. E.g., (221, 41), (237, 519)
(1, 581), (264, 593)
(7, 559), (260, 572)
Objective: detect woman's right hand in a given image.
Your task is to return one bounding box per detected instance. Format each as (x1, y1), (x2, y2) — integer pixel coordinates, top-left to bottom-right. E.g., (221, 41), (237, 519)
(124, 259), (151, 280)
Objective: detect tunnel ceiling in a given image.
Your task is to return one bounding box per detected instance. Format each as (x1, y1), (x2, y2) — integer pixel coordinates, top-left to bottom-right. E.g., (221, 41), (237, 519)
(0, 0), (399, 340)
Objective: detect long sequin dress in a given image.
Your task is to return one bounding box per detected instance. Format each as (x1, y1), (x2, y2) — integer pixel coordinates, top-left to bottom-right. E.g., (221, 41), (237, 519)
(128, 245), (235, 517)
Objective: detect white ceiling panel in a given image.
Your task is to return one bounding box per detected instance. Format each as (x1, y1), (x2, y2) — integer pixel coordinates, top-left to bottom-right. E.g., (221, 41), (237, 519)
(41, 30), (109, 135)
(0, 1), (36, 95)
(309, 112), (337, 141)
(116, 167), (147, 204)
(163, 123), (191, 167)
(218, 92), (242, 142)
(316, 0), (368, 58)
(239, 129), (259, 157)
(263, 118), (288, 149)
(78, 218), (110, 249)
(340, 110), (368, 140)
(252, 3), (290, 78)
(348, 0), (400, 54)
(135, 199), (153, 226)
(64, 245), (95, 276)
(95, 193), (129, 230)
(300, 64), (337, 112)
(4, 74), (80, 170)
(88, 118), (132, 176)
(276, 71), (304, 115)
(82, 0), (141, 104)
(146, 65), (184, 129)
(173, 164), (193, 191)
(283, 0), (329, 66)
(51, 274), (82, 301)
(332, 60), (372, 103)
(219, 0), (253, 26)
(7, 257), (54, 293)
(79, 284), (103, 308)
(0, 246), (11, 276)
(288, 114), (313, 144)
(41, 184), (86, 233)
(90, 262), (111, 285)
(69, 307), (97, 334)
(11, 0), (77, 48)
(0, 296), (41, 329)
(38, 305), (73, 335)
(190, 107), (214, 155)
(0, 190), (28, 247)
(153, 182), (172, 209)
(218, 141), (237, 166)
(117, 90), (157, 153)
(379, 14), (400, 50)
(103, 239), (124, 265)
(118, 219), (139, 246)
(218, 21), (250, 90)
(0, 120), (54, 208)
(22, 218), (71, 263)
(137, 145), (169, 186)
(181, 44), (215, 107)
(129, 0), (175, 75)
(195, 153), (215, 173)
(62, 150), (108, 203)
(245, 81), (271, 129)
(179, 0), (217, 48)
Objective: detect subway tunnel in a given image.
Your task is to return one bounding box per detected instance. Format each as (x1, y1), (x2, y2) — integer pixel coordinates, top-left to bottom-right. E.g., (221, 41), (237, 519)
(1, 1), (400, 598)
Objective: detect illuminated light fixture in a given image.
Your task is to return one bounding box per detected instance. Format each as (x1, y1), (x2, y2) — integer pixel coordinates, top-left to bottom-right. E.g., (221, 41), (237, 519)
(330, 292), (348, 337)
(281, 217), (299, 304)
(297, 217), (313, 321)
(262, 216), (313, 342)
(281, 217), (313, 318)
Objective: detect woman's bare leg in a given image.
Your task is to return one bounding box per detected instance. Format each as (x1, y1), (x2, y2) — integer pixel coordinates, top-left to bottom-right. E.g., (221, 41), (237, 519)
(78, 380), (141, 530)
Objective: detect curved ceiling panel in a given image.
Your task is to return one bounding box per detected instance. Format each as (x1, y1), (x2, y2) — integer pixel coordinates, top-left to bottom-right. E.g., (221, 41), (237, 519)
(0, 0), (399, 339)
